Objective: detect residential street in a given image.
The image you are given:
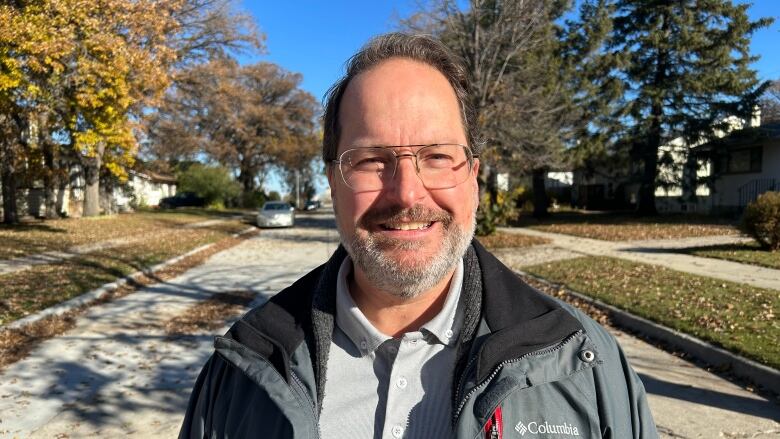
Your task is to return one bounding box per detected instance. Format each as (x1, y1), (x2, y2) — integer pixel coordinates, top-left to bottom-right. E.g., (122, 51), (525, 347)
(0, 212), (777, 438)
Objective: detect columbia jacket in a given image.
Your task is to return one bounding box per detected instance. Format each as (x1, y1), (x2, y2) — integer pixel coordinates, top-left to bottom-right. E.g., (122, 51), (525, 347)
(179, 241), (658, 438)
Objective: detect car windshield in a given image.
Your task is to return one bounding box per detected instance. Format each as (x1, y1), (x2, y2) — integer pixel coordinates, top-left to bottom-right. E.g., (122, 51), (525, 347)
(264, 203), (290, 211)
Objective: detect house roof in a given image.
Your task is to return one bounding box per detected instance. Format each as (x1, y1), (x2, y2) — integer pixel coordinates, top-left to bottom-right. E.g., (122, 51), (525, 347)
(697, 122), (780, 151)
(130, 170), (177, 184)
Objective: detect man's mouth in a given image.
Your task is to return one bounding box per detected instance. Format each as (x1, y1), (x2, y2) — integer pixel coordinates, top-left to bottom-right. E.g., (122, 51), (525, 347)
(380, 221), (434, 231)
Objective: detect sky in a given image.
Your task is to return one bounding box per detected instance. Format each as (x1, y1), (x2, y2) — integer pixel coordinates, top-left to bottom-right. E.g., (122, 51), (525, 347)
(239, 1), (780, 195)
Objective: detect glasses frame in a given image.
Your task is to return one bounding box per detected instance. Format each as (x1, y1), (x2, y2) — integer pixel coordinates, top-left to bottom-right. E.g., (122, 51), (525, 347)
(331, 143), (479, 191)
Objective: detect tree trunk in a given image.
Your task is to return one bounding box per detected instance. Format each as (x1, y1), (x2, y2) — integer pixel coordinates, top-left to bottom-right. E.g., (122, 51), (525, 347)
(42, 139), (60, 219)
(1, 141), (19, 224)
(83, 144), (104, 217)
(532, 168), (550, 218)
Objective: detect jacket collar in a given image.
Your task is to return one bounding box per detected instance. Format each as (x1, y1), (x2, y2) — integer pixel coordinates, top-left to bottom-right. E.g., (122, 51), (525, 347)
(223, 240), (583, 393)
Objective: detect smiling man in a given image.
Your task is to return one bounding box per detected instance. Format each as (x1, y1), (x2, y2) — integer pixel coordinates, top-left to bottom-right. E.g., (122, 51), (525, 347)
(180, 33), (658, 439)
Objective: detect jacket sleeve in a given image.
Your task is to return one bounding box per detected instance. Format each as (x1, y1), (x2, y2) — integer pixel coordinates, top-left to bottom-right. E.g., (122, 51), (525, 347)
(179, 354), (223, 439)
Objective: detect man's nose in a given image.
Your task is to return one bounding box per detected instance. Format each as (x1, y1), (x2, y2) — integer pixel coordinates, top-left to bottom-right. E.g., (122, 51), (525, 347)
(385, 155), (426, 206)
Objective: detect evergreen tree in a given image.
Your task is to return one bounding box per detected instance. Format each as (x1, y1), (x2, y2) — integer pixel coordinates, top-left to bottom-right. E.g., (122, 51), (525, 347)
(606, 0), (771, 214)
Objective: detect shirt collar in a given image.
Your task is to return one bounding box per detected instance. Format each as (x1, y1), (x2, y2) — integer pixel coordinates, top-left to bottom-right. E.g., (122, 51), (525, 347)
(335, 256), (464, 356)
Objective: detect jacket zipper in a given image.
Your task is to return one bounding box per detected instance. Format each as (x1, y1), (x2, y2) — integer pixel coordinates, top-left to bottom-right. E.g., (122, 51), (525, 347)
(290, 370), (321, 439)
(452, 330), (583, 425)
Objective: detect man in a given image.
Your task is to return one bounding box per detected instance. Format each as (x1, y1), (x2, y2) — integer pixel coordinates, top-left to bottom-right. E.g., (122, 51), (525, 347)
(180, 33), (658, 438)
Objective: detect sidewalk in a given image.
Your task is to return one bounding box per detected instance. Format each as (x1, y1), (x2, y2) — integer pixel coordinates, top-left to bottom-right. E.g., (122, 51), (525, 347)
(0, 220), (776, 437)
(499, 227), (780, 291)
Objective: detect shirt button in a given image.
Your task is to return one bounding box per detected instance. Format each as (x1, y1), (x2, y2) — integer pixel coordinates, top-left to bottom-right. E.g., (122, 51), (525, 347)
(409, 339), (418, 346)
(445, 329), (454, 338)
(392, 425), (404, 438)
(360, 340), (367, 350)
(396, 377), (408, 389)
(388, 345), (398, 354)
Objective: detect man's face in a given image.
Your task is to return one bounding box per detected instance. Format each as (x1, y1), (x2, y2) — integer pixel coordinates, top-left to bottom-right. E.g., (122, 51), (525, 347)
(327, 58), (479, 298)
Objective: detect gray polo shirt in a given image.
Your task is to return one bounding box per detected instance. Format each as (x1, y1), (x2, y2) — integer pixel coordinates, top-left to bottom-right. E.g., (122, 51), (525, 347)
(319, 256), (464, 439)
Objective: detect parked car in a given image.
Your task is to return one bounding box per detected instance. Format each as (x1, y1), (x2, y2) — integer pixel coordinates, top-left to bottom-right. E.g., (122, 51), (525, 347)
(159, 192), (206, 209)
(304, 200), (321, 211)
(256, 201), (295, 228)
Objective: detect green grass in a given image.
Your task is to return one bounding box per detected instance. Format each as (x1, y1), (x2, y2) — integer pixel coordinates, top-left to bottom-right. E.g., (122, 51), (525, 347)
(682, 242), (780, 270)
(0, 221), (248, 325)
(523, 256), (780, 370)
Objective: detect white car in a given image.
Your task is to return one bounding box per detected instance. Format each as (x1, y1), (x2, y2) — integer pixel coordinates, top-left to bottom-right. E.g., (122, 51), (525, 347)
(256, 201), (295, 228)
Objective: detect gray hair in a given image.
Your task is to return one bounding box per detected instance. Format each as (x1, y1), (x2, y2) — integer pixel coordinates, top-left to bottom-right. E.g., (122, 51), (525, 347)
(321, 32), (480, 162)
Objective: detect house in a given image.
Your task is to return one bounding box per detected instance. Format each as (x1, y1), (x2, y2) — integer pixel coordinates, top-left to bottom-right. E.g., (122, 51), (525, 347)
(571, 111), (777, 214)
(695, 122), (779, 214)
(0, 166), (176, 219)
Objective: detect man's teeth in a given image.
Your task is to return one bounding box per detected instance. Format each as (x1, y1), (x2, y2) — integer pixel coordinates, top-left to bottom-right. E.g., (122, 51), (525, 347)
(385, 222), (432, 231)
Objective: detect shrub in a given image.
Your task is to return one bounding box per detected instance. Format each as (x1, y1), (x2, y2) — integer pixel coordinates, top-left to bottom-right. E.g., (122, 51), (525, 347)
(177, 164), (241, 208)
(741, 191), (780, 251)
(476, 191), (519, 236)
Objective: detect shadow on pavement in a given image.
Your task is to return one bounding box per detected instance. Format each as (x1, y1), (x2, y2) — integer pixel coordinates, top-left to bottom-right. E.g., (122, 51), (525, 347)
(638, 373), (780, 421)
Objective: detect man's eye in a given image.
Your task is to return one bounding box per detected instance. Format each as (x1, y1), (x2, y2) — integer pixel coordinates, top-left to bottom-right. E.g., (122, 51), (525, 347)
(351, 156), (388, 171)
(421, 153), (454, 167)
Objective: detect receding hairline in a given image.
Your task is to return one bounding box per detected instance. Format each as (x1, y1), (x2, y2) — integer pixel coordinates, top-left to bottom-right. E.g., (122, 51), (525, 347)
(333, 56), (469, 150)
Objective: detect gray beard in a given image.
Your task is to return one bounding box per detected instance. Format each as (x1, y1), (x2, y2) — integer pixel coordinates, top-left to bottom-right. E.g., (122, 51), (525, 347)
(341, 213), (475, 299)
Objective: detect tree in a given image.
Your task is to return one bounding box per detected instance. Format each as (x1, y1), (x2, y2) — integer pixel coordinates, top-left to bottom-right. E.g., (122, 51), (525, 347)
(146, 59), (319, 206)
(604, 0), (772, 215)
(402, 0), (575, 219)
(1, 0), (262, 222)
(178, 163), (240, 207)
(759, 79), (780, 124)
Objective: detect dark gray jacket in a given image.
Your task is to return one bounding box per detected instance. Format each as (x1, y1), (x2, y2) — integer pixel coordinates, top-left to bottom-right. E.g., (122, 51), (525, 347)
(179, 242), (658, 438)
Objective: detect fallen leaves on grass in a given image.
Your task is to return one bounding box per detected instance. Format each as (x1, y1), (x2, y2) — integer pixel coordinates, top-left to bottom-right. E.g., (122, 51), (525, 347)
(164, 291), (254, 337)
(524, 256), (780, 370)
(517, 213), (739, 241)
(0, 210), (244, 260)
(476, 232), (550, 249)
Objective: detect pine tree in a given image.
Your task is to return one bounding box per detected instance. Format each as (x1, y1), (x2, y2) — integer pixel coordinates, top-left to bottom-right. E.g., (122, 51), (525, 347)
(607, 0), (772, 215)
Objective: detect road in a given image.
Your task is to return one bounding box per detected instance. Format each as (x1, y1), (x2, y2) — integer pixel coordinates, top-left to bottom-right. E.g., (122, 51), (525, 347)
(0, 211), (776, 438)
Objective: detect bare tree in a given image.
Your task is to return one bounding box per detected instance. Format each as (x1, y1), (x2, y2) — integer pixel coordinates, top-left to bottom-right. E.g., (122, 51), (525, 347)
(401, 0), (573, 217)
(759, 79), (780, 124)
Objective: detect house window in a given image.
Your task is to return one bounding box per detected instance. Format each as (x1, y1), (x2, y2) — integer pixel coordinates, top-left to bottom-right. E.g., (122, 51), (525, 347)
(718, 146), (762, 174)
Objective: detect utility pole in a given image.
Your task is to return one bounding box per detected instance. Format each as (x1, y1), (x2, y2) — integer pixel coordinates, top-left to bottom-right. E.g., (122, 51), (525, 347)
(295, 170), (300, 209)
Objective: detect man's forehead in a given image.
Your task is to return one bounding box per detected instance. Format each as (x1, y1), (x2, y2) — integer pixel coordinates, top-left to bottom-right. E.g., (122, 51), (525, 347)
(337, 58), (466, 151)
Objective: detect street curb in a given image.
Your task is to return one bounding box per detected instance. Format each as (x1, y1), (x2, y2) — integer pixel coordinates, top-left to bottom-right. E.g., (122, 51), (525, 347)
(515, 269), (780, 396)
(3, 226), (257, 331)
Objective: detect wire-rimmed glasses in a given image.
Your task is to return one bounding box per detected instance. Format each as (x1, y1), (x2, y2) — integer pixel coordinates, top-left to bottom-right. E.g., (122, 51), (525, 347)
(332, 143), (478, 191)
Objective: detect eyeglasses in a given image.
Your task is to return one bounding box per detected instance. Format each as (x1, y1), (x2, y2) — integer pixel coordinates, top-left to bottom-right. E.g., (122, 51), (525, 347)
(332, 143), (478, 191)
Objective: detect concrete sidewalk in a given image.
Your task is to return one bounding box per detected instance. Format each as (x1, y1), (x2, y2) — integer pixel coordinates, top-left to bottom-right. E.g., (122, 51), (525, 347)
(0, 219), (776, 437)
(500, 227), (780, 291)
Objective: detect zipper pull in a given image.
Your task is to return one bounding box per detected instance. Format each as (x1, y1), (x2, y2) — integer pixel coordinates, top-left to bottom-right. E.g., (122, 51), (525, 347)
(483, 406), (503, 439)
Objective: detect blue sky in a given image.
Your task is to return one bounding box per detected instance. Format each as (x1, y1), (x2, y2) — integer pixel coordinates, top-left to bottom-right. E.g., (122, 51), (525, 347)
(239, 1), (780, 194)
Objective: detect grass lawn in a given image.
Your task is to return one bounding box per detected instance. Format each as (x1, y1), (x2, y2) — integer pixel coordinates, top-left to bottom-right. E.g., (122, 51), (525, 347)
(681, 242), (780, 270)
(523, 256), (780, 370)
(0, 209), (245, 260)
(0, 219), (249, 326)
(514, 212), (739, 241)
(476, 231), (550, 249)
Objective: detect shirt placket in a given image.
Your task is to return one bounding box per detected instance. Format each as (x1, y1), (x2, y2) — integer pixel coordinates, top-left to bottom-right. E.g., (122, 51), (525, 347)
(382, 332), (429, 439)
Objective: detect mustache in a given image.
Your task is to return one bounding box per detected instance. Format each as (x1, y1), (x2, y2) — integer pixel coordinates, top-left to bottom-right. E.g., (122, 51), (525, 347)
(359, 204), (452, 228)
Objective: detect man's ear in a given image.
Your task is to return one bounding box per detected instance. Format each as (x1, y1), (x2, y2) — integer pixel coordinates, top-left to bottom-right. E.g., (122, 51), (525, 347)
(471, 159), (480, 211)
(326, 164), (337, 204)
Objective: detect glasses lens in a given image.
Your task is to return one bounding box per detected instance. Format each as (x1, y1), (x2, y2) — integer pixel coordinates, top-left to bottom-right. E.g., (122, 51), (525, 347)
(340, 148), (393, 191)
(338, 144), (473, 191)
(417, 144), (472, 189)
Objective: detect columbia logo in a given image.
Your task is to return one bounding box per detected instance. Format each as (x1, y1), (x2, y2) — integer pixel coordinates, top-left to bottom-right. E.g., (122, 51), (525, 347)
(514, 420), (580, 436)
